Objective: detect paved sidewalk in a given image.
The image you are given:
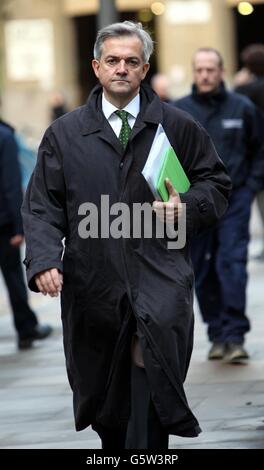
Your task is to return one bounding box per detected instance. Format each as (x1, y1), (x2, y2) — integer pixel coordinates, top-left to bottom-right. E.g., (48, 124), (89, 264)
(0, 240), (264, 449)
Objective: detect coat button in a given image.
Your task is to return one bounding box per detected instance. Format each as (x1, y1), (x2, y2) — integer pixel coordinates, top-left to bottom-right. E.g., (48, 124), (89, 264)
(119, 161), (124, 169)
(198, 201), (207, 213)
(23, 257), (30, 268)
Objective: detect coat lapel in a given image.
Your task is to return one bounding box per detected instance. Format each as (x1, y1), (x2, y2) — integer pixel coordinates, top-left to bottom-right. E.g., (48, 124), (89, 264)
(98, 118), (124, 156)
(79, 83), (164, 156)
(130, 86), (163, 143)
(80, 87), (124, 156)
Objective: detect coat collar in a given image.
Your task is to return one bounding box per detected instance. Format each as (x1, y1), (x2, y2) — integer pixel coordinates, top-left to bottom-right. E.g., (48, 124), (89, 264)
(191, 80), (228, 104)
(80, 83), (163, 136)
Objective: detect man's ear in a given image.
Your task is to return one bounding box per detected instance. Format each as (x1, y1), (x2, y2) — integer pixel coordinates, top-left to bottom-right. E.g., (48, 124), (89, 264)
(142, 63), (150, 79)
(92, 59), (100, 78)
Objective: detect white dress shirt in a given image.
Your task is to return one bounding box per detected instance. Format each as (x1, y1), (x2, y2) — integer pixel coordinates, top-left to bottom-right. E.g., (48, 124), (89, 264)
(102, 93), (140, 137)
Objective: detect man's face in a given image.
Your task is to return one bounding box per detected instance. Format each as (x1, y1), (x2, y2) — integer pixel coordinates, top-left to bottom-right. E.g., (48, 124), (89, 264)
(92, 35), (150, 106)
(193, 51), (224, 94)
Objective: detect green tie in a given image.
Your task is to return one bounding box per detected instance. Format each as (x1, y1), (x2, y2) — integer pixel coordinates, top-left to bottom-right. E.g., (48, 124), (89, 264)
(115, 110), (132, 148)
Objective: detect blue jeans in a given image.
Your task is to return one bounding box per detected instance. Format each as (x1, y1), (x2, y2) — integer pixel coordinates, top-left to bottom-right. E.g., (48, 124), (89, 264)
(191, 186), (252, 344)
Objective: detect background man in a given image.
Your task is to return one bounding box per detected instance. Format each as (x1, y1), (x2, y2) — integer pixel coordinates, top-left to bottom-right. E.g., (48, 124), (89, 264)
(0, 119), (52, 350)
(235, 44), (264, 261)
(175, 47), (264, 363)
(150, 73), (171, 102)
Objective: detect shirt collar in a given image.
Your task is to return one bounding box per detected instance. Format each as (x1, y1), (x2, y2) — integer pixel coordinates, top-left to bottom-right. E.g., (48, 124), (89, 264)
(102, 93), (140, 119)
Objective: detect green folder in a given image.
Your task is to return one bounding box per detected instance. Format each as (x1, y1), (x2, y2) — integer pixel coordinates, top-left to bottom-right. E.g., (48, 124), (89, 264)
(156, 147), (190, 202)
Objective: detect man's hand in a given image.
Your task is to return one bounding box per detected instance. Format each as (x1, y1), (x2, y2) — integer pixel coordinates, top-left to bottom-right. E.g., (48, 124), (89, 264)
(153, 178), (182, 223)
(35, 268), (63, 297)
(10, 235), (24, 247)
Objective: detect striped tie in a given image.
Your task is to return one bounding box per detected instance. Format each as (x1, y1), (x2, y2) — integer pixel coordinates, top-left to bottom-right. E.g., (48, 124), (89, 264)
(115, 110), (132, 148)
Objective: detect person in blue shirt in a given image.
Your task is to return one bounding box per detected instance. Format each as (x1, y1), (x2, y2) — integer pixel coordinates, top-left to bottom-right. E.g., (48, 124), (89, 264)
(0, 119), (52, 349)
(174, 48), (264, 363)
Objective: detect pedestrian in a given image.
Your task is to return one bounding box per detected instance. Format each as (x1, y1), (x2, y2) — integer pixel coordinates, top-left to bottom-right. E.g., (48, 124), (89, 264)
(0, 119), (52, 350)
(22, 22), (231, 449)
(49, 91), (68, 122)
(233, 67), (253, 88)
(235, 44), (264, 261)
(175, 47), (264, 363)
(150, 73), (171, 102)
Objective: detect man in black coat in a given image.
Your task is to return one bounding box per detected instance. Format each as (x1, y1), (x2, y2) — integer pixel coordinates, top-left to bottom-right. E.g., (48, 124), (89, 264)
(175, 47), (264, 363)
(0, 120), (52, 349)
(22, 23), (231, 448)
(235, 44), (264, 261)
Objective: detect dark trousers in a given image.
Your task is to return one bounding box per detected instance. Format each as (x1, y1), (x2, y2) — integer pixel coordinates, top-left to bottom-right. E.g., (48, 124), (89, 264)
(92, 424), (127, 450)
(191, 186), (251, 344)
(125, 363), (169, 449)
(0, 226), (37, 338)
(94, 363), (168, 450)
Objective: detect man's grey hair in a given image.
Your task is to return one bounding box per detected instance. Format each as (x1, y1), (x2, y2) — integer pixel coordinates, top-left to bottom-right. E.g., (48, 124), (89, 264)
(93, 21), (154, 63)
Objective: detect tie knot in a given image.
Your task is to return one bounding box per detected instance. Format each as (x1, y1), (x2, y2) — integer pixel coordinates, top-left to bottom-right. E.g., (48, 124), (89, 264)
(115, 110), (129, 123)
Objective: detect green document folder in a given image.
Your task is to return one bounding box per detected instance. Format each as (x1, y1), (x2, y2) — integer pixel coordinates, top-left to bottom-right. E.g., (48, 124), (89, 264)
(156, 147), (190, 202)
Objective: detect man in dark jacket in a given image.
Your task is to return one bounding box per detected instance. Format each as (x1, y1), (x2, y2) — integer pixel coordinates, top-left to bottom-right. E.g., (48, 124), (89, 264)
(175, 47), (264, 363)
(235, 44), (264, 261)
(0, 119), (52, 349)
(22, 23), (231, 449)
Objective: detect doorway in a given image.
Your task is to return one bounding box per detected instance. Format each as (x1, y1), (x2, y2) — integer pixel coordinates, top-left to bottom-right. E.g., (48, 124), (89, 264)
(233, 4), (264, 69)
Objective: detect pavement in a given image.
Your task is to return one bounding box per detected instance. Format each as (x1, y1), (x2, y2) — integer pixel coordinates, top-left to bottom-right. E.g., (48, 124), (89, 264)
(0, 238), (264, 449)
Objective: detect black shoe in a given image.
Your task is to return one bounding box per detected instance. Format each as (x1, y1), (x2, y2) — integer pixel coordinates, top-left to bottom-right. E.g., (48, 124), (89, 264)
(208, 342), (226, 360)
(224, 342), (249, 364)
(18, 324), (53, 350)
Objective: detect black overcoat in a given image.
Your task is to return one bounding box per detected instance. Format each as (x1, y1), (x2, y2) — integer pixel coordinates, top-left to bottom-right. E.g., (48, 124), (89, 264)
(22, 84), (231, 435)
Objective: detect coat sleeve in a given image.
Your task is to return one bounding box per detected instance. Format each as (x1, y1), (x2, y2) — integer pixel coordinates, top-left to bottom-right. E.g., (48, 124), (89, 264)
(21, 127), (67, 292)
(173, 117), (232, 239)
